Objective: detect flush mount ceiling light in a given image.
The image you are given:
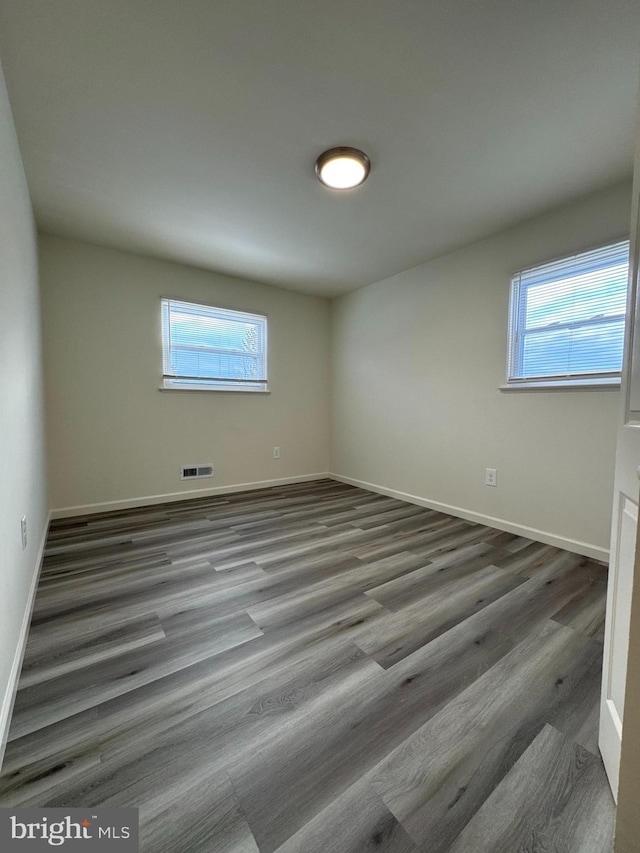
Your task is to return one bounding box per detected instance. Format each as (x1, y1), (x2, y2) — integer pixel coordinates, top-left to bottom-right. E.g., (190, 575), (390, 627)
(315, 147), (371, 190)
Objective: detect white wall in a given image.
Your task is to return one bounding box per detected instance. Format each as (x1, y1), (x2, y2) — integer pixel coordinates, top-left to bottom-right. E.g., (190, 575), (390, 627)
(40, 235), (331, 513)
(0, 65), (49, 759)
(331, 182), (632, 558)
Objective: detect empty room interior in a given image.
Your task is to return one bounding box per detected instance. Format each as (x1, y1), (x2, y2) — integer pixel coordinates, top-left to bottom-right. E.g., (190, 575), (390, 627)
(3, 2), (640, 851)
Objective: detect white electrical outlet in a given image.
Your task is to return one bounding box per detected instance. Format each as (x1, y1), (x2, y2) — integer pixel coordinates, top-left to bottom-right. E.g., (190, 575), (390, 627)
(20, 516), (27, 550)
(273, 447), (281, 459)
(485, 468), (497, 487)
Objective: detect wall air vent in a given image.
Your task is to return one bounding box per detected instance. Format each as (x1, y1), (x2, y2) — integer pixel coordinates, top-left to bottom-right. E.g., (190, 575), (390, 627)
(180, 464), (214, 480)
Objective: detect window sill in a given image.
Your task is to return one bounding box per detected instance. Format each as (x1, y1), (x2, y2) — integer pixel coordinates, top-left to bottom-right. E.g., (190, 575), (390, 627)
(500, 378), (620, 392)
(159, 384), (270, 393)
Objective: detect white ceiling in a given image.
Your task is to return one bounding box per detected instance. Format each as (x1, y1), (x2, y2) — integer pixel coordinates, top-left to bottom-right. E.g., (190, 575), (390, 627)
(0, 0), (639, 297)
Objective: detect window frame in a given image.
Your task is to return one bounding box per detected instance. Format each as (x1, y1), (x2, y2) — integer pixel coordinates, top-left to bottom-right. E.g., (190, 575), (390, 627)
(160, 298), (269, 393)
(504, 238), (630, 391)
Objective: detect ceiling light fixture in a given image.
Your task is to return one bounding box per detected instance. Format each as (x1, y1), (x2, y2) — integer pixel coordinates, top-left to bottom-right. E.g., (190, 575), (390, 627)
(315, 147), (371, 190)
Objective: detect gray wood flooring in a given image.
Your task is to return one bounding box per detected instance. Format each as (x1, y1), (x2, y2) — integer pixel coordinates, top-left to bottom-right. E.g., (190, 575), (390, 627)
(0, 479), (613, 852)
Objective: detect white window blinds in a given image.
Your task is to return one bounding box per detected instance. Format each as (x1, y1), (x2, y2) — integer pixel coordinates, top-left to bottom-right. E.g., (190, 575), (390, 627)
(161, 299), (268, 391)
(507, 239), (630, 385)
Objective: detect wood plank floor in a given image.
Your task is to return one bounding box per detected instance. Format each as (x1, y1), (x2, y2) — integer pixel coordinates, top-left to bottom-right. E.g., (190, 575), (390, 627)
(0, 479), (613, 852)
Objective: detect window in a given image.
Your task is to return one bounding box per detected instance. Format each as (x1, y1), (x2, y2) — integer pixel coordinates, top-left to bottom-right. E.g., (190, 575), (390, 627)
(161, 299), (267, 391)
(506, 239), (630, 388)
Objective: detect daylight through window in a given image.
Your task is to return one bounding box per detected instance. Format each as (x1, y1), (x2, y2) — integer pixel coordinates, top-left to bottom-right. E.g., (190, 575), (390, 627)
(507, 240), (630, 387)
(161, 299), (268, 391)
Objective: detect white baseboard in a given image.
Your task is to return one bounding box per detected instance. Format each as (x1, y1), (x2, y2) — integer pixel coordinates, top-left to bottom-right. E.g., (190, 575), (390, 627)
(0, 511), (50, 769)
(50, 473), (331, 519)
(329, 473), (609, 562)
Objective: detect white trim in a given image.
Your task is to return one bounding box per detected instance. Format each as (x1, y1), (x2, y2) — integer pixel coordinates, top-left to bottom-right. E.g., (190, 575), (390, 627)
(0, 511), (50, 770)
(328, 473), (608, 562)
(599, 698), (622, 801)
(499, 379), (621, 392)
(159, 384), (270, 393)
(50, 473), (330, 519)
